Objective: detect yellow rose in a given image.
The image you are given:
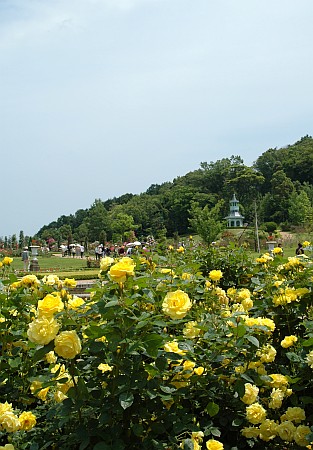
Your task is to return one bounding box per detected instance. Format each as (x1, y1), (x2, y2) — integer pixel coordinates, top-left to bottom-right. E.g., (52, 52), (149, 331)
(108, 257), (135, 283)
(68, 296), (85, 310)
(306, 350), (313, 368)
(164, 340), (186, 355)
(63, 278), (77, 288)
(37, 294), (64, 317)
(100, 256), (115, 271)
(269, 388), (285, 409)
(181, 272), (192, 280)
(256, 344), (276, 363)
(0, 411), (20, 432)
(206, 439), (224, 450)
(277, 421), (296, 442)
(160, 268), (175, 276)
(98, 363), (113, 373)
(237, 288), (251, 300)
(194, 367), (204, 376)
(42, 274), (60, 286)
(2, 257), (13, 265)
(259, 419), (278, 441)
(54, 330), (81, 359)
(281, 407), (306, 424)
(162, 290), (192, 320)
(241, 427), (260, 438)
(281, 335), (298, 348)
(27, 317), (60, 345)
(57, 379), (74, 395)
(20, 274), (40, 288)
(0, 445), (15, 450)
(45, 351), (57, 364)
(54, 390), (68, 403)
(30, 380), (50, 401)
(241, 298), (253, 310)
(0, 402), (13, 416)
(183, 321), (200, 339)
(18, 411), (36, 431)
(267, 374), (289, 388)
(246, 403), (267, 424)
(241, 383), (259, 405)
(209, 270), (223, 282)
(294, 425), (311, 447)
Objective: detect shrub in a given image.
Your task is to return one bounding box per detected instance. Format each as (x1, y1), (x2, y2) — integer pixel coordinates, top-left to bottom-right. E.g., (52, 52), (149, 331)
(0, 248), (313, 449)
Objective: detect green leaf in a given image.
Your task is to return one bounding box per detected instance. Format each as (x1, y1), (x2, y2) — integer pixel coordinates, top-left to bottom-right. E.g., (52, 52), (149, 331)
(209, 427), (221, 437)
(206, 401), (219, 417)
(132, 423), (144, 437)
(299, 396), (313, 405)
(79, 438), (90, 450)
(286, 352), (301, 363)
(93, 443), (111, 450)
(183, 439), (194, 450)
(302, 337), (313, 347)
(142, 333), (164, 357)
(245, 335), (259, 347)
(241, 373), (254, 383)
(155, 356), (167, 371)
(88, 341), (104, 354)
(160, 386), (176, 394)
(119, 392), (134, 410)
(8, 357), (21, 368)
(105, 300), (119, 308)
(234, 380), (245, 398)
(77, 378), (89, 398)
(236, 325), (246, 337)
(232, 418), (243, 427)
(32, 341), (55, 363)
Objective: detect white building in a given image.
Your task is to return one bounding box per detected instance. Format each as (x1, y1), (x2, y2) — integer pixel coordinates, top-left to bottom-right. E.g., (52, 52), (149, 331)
(224, 194), (244, 227)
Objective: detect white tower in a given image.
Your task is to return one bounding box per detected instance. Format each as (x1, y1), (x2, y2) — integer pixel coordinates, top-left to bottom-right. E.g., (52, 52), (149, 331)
(225, 194), (244, 227)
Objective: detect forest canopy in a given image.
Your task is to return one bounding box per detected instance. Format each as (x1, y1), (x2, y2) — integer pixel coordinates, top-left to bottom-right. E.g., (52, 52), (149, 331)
(32, 135), (313, 245)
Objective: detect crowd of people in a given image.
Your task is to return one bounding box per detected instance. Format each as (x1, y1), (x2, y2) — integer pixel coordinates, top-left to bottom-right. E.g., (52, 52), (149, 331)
(60, 244), (85, 258)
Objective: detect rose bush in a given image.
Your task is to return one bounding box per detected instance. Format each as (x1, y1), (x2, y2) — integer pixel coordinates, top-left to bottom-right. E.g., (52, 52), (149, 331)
(0, 246), (313, 449)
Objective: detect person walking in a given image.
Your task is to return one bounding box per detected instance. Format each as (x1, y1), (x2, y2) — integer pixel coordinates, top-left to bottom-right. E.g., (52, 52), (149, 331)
(21, 246), (30, 271)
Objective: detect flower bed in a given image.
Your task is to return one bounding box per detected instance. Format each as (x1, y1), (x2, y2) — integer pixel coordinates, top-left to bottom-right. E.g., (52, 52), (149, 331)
(0, 246), (313, 449)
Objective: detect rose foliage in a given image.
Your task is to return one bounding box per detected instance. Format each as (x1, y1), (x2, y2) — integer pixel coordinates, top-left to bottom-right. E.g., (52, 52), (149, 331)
(0, 246), (313, 449)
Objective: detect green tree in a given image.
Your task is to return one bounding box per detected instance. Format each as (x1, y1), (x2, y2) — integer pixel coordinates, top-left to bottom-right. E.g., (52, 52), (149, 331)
(189, 200), (225, 245)
(288, 190), (313, 227)
(265, 170), (294, 224)
(18, 231), (25, 249)
(11, 234), (17, 250)
(74, 222), (89, 245)
(110, 211), (136, 242)
(88, 199), (111, 242)
(58, 225), (72, 243)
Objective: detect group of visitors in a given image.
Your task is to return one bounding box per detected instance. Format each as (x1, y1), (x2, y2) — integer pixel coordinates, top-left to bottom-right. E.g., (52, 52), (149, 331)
(61, 244), (85, 258)
(95, 244), (113, 260)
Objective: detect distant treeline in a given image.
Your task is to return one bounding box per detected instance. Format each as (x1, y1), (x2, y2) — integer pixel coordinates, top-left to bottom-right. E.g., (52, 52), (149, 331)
(31, 135), (313, 245)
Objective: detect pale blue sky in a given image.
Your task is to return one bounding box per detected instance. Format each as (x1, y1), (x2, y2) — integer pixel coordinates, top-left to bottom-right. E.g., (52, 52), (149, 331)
(1, 0), (313, 237)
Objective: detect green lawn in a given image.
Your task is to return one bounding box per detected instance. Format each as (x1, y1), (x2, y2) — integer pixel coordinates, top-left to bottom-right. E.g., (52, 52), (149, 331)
(11, 254), (99, 279)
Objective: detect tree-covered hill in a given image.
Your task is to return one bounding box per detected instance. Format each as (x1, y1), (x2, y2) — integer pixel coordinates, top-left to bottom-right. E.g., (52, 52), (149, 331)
(35, 136), (313, 245)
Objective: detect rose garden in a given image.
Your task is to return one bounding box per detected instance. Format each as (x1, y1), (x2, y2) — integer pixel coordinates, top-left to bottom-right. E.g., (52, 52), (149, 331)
(0, 241), (313, 449)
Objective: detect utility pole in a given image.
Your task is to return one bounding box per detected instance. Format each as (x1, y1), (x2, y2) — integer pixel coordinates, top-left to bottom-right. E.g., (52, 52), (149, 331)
(254, 200), (260, 253)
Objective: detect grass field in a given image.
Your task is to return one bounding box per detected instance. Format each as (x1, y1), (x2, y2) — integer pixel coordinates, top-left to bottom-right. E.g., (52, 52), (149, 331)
(11, 254), (99, 279)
